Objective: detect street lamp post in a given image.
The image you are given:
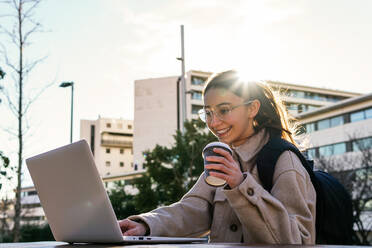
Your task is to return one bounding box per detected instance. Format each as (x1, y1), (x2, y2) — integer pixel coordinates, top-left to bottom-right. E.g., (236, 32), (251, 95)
(59, 81), (74, 143)
(176, 77), (181, 131)
(176, 25), (186, 132)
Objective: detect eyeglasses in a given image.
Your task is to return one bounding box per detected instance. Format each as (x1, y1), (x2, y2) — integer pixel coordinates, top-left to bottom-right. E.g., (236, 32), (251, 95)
(198, 100), (254, 123)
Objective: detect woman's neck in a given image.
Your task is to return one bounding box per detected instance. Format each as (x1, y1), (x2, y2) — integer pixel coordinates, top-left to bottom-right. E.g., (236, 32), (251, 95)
(231, 131), (256, 147)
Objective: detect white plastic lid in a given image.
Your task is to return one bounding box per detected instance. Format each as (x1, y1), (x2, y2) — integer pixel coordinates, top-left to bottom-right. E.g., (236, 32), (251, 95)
(203, 141), (232, 154)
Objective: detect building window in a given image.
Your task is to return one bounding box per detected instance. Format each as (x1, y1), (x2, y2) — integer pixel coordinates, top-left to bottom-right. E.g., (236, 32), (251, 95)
(313, 115), (343, 132)
(307, 105), (318, 111)
(318, 119), (330, 131)
(306, 107), (372, 133)
(106, 148), (110, 154)
(330, 116), (344, 127)
(350, 107), (372, 123)
(105, 161), (111, 167)
(319, 145), (333, 157)
(120, 149), (124, 154)
(28, 191), (36, 197)
(106, 123), (111, 128)
(120, 162), (124, 167)
(308, 137), (372, 158)
(297, 104), (304, 113)
(352, 137), (372, 151)
(365, 108), (372, 119)
(285, 103), (319, 114)
(288, 90), (346, 103)
(289, 90), (305, 98)
(191, 105), (203, 114)
(350, 110), (365, 123)
(306, 148), (317, 159)
(191, 91), (202, 100)
(333, 143), (346, 155)
(191, 76), (206, 86)
(319, 143), (346, 157)
(128, 125), (132, 129)
(285, 103), (296, 111)
(310, 92), (320, 100)
(134, 164), (138, 171)
(23, 203), (41, 209)
(305, 123), (316, 133)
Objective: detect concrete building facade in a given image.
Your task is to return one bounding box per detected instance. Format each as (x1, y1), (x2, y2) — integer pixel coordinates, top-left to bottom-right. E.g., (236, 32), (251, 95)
(297, 93), (372, 167)
(80, 117), (135, 177)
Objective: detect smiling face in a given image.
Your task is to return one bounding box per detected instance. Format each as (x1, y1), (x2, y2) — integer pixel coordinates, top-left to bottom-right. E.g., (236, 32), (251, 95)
(203, 88), (258, 147)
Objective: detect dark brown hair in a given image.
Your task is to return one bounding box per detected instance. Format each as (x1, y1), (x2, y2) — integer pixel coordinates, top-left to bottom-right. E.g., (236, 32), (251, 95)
(203, 70), (299, 146)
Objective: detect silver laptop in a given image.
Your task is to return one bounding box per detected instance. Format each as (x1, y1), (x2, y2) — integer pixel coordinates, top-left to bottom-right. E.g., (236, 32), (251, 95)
(25, 140), (207, 244)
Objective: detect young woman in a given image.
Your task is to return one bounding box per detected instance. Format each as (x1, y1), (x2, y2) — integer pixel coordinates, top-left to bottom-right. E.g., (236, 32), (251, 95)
(119, 70), (316, 244)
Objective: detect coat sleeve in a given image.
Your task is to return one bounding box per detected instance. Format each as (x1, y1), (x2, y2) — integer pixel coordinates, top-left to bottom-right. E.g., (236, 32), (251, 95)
(223, 150), (316, 244)
(128, 173), (215, 238)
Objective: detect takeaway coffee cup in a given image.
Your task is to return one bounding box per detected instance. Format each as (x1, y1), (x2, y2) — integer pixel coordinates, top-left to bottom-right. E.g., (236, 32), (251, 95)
(202, 141), (233, 186)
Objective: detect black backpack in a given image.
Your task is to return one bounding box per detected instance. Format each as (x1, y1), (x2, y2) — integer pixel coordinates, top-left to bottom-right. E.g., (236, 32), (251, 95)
(256, 137), (354, 245)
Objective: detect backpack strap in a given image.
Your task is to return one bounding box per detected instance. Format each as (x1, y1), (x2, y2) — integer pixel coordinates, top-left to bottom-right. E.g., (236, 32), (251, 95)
(256, 137), (314, 192)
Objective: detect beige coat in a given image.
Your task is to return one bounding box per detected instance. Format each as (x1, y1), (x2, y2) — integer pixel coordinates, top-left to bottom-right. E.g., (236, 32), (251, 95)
(130, 129), (316, 244)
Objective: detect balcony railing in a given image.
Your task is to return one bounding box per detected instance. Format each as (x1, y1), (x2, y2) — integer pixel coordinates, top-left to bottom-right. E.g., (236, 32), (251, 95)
(101, 139), (132, 147)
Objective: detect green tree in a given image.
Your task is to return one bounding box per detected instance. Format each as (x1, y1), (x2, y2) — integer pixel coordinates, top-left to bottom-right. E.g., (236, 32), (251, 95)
(108, 180), (138, 220)
(132, 119), (216, 211)
(316, 135), (372, 245)
(0, 151), (11, 191)
(18, 224), (54, 242)
(0, 150), (14, 242)
(0, 197), (12, 242)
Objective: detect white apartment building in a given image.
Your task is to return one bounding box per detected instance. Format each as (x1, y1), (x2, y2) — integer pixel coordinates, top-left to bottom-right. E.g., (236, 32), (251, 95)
(80, 117), (135, 177)
(267, 81), (360, 115)
(134, 70), (360, 168)
(0, 186), (47, 230)
(20, 186), (46, 226)
(297, 93), (372, 166)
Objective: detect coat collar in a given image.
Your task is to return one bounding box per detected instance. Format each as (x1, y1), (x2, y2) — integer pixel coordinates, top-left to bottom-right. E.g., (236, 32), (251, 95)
(232, 128), (269, 163)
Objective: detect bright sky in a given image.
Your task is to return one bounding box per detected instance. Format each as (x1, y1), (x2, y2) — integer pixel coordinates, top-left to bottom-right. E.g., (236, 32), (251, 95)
(1, 0), (372, 193)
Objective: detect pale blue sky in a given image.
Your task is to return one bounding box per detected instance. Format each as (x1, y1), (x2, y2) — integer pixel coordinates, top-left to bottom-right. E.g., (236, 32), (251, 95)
(1, 0), (372, 192)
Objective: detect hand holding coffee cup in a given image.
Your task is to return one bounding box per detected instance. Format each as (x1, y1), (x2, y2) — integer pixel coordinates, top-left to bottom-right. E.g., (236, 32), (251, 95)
(202, 142), (233, 187)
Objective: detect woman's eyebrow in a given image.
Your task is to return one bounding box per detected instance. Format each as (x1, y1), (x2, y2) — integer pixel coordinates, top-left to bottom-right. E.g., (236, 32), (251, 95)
(203, 102), (231, 108)
(216, 102), (231, 107)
